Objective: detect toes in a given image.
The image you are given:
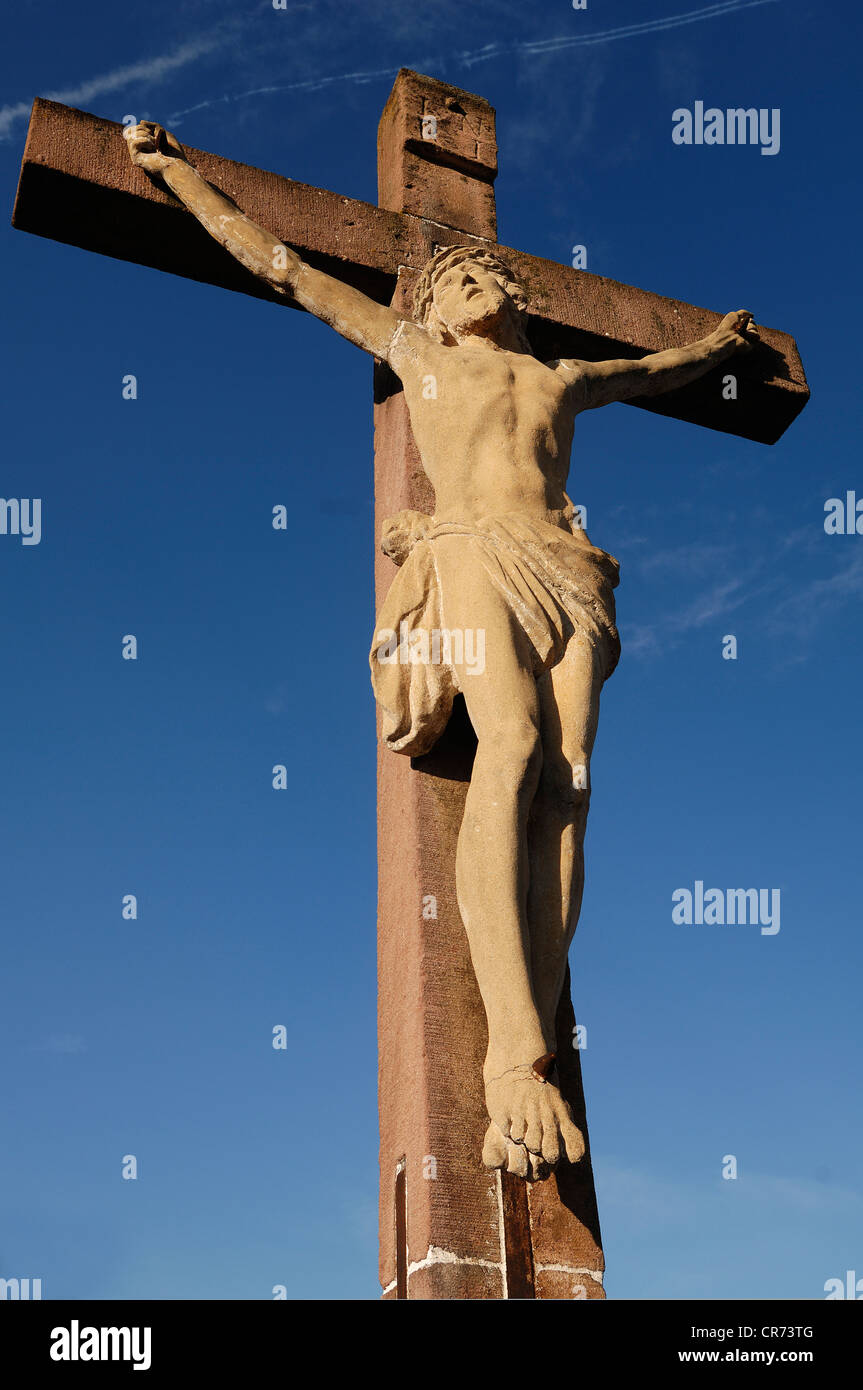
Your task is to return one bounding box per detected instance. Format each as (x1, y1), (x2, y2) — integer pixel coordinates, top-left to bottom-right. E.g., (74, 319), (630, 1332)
(560, 1115), (586, 1164)
(550, 1093), (586, 1164)
(506, 1139), (529, 1179)
(523, 1103), (543, 1157)
(540, 1117), (560, 1167)
(487, 1108), (512, 1141)
(528, 1150), (550, 1182)
(509, 1112), (526, 1145)
(482, 1123), (508, 1170)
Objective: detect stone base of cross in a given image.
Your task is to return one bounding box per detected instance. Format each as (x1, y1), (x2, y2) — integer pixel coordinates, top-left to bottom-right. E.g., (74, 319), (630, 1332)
(13, 69), (807, 1300)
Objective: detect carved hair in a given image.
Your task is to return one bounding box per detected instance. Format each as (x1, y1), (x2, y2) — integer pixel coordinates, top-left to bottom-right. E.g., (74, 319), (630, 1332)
(412, 244), (530, 346)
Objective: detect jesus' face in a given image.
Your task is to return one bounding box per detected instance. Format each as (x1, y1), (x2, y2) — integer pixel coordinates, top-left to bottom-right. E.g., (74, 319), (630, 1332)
(431, 260), (516, 341)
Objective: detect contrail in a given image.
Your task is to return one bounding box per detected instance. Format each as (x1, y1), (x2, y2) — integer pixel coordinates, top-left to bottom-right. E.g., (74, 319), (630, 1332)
(460, 0), (780, 63)
(166, 0), (779, 123)
(0, 32), (228, 139)
(1, 0), (780, 139)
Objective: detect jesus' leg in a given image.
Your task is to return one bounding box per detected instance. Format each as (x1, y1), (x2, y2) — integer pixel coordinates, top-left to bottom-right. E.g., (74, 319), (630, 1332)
(431, 538), (585, 1180)
(526, 629), (604, 1084)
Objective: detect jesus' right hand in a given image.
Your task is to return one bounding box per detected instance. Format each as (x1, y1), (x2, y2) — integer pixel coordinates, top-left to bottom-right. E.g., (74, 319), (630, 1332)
(124, 122), (188, 176)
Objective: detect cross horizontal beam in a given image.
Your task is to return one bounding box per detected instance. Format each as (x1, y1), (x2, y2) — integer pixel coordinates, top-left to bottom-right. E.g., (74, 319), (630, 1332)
(12, 98), (808, 444)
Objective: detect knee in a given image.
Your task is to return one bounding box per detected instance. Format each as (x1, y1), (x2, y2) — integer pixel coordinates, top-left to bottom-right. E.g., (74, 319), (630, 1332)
(481, 717), (543, 782)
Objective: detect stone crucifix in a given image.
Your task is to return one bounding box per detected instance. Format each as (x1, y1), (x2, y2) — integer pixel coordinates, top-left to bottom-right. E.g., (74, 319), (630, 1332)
(13, 70), (807, 1298)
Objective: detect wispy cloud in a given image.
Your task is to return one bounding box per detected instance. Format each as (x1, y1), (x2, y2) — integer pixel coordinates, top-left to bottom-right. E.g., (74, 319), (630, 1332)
(165, 0), (780, 125)
(766, 549), (863, 643)
(621, 528), (863, 665)
(623, 538), (761, 655)
(0, 33), (229, 140)
(166, 64), (416, 124)
(459, 0), (780, 65)
(0, 0), (782, 140)
(638, 541), (738, 580)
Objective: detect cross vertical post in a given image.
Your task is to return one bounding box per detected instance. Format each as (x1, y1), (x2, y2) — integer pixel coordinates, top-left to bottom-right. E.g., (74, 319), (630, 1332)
(373, 70), (604, 1300)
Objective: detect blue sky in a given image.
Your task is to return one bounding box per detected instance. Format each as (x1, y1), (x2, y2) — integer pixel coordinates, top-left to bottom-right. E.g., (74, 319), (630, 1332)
(2, 0), (861, 1300)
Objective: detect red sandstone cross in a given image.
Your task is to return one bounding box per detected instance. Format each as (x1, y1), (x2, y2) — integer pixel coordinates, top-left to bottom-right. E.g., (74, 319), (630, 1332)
(13, 68), (807, 1300)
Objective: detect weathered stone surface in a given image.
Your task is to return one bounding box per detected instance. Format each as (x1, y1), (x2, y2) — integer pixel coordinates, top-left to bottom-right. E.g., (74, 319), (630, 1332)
(409, 1261), (504, 1300)
(378, 68), (497, 238)
(534, 1269), (605, 1301)
(380, 68), (498, 185)
(528, 976), (605, 1298)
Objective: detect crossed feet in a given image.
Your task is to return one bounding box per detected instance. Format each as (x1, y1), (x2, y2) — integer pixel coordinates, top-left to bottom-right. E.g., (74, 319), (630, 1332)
(482, 1052), (585, 1182)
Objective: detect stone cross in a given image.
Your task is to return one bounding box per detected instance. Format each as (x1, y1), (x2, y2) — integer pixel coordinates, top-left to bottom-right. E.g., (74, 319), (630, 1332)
(13, 69), (808, 1300)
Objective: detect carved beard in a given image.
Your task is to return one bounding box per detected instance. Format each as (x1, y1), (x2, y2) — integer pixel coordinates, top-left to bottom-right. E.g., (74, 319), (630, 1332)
(441, 287), (511, 339)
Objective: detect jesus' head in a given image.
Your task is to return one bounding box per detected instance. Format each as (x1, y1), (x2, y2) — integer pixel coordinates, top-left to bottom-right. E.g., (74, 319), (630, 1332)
(413, 245), (530, 349)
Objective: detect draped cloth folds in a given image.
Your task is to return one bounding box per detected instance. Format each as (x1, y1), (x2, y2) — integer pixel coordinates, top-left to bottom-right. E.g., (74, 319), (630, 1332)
(370, 510), (621, 758)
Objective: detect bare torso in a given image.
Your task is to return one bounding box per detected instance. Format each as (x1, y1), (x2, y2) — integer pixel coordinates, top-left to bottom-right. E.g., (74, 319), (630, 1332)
(393, 328), (580, 528)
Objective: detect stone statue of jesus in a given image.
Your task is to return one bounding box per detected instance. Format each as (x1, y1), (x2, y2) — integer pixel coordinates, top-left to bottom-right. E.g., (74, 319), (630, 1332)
(125, 121), (757, 1182)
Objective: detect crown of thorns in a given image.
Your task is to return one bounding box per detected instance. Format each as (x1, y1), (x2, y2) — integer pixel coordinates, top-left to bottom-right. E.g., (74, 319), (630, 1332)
(412, 244), (529, 323)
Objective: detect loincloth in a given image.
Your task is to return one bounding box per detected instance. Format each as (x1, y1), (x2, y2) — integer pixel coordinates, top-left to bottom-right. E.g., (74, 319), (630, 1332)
(369, 510), (621, 757)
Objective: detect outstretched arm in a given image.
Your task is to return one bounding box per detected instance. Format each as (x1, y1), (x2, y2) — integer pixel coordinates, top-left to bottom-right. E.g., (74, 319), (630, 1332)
(124, 122), (405, 361)
(557, 311), (759, 410)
